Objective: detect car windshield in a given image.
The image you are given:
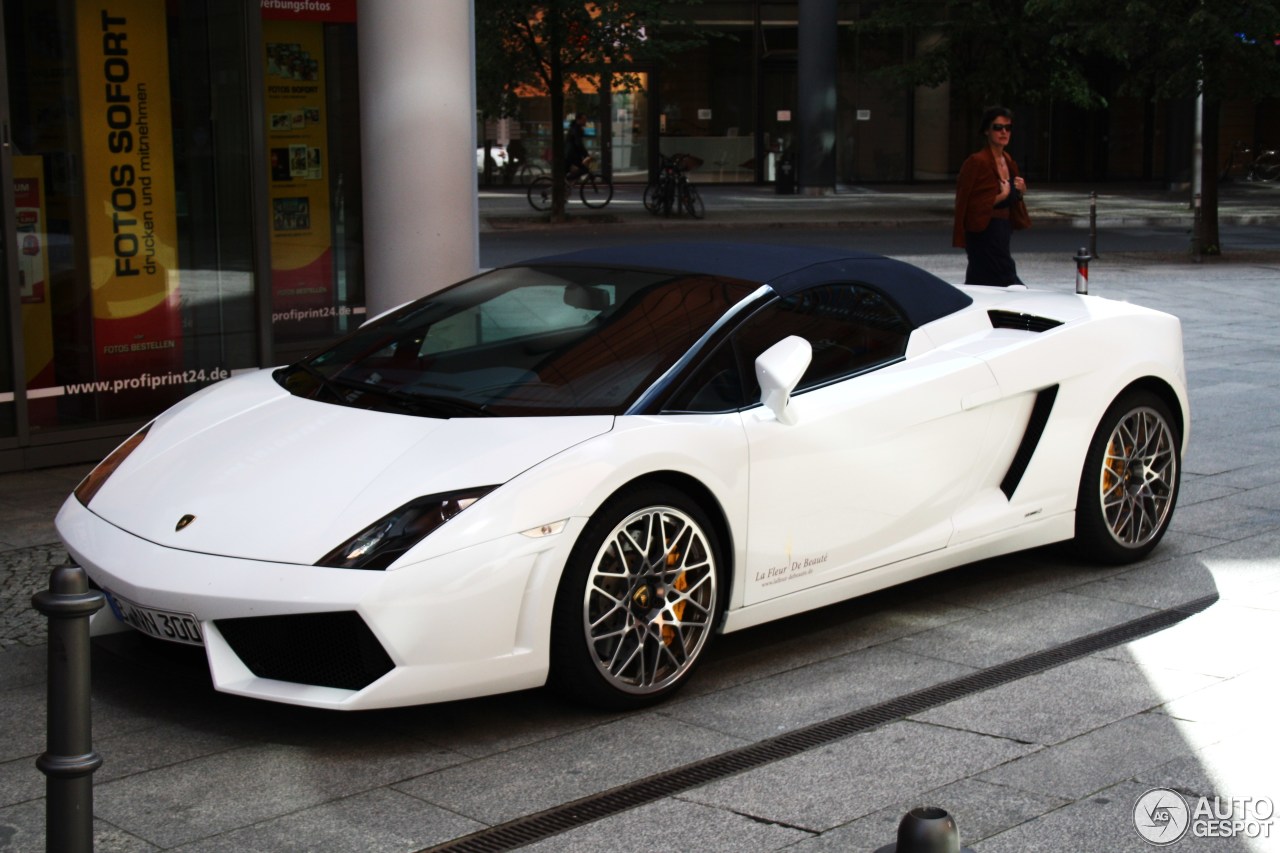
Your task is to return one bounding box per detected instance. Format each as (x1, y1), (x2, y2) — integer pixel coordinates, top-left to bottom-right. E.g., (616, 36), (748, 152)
(275, 265), (759, 417)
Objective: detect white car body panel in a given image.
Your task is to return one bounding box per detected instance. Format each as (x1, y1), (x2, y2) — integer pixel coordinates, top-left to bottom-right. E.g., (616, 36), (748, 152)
(86, 369), (613, 564)
(741, 349), (999, 603)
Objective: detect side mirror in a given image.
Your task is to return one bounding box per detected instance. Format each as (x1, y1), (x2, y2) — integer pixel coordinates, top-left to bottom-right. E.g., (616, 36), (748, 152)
(755, 335), (811, 425)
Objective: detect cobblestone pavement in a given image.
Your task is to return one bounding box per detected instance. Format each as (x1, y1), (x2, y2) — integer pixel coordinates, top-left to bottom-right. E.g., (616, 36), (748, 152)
(0, 545), (68, 650)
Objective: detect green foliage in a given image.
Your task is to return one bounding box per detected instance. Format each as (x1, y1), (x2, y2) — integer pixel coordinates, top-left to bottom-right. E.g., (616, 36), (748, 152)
(1026, 0), (1280, 101)
(475, 1), (703, 117)
(850, 0), (1113, 109)
(851, 0), (1280, 107)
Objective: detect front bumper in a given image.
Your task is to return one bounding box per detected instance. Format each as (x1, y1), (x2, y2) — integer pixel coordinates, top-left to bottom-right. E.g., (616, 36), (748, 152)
(56, 497), (582, 709)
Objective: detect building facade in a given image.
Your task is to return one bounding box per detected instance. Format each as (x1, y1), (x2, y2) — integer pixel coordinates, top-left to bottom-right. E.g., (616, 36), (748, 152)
(2, 0), (369, 470)
(2, 0), (1274, 471)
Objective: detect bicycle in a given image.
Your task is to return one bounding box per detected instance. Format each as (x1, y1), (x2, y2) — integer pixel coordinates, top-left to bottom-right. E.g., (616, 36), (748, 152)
(527, 158), (614, 211)
(513, 146), (550, 185)
(1221, 140), (1280, 182)
(644, 153), (705, 219)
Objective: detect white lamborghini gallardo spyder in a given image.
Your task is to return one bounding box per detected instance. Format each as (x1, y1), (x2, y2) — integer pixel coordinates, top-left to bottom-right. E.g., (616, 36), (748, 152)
(58, 243), (1187, 710)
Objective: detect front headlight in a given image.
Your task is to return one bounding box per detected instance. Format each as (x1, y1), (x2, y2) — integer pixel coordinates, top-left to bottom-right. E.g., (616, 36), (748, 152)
(74, 423), (153, 506)
(317, 486), (497, 570)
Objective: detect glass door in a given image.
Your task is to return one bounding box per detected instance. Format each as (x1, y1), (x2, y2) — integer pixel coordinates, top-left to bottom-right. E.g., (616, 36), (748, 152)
(3, 0), (86, 436)
(611, 74), (648, 183)
(760, 59), (797, 185)
(565, 87), (607, 177)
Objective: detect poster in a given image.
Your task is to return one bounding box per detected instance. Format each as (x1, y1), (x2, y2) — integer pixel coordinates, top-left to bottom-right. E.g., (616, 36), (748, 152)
(75, 0), (182, 381)
(262, 16), (334, 326)
(13, 156), (54, 391)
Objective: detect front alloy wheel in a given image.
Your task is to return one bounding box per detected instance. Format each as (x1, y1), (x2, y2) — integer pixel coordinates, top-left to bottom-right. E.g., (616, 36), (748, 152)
(551, 487), (721, 708)
(1075, 390), (1180, 563)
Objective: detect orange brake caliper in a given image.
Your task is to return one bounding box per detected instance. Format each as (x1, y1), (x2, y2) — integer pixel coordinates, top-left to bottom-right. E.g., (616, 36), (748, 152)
(662, 551), (689, 646)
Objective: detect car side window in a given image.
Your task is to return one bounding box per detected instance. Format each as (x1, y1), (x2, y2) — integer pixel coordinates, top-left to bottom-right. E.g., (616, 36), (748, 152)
(668, 283), (911, 412)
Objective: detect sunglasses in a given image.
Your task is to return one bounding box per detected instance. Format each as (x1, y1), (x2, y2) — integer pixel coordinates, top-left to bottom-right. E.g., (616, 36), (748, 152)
(990, 123), (1013, 132)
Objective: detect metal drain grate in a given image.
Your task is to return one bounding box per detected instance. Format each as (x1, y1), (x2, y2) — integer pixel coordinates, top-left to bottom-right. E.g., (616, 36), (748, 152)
(420, 593), (1218, 853)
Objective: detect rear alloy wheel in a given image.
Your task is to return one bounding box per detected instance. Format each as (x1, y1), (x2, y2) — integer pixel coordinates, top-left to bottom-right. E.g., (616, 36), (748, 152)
(1075, 390), (1180, 563)
(550, 486), (721, 709)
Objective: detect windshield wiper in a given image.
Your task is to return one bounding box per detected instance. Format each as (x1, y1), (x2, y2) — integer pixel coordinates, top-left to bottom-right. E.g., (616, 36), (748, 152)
(328, 377), (493, 417)
(281, 363), (348, 403)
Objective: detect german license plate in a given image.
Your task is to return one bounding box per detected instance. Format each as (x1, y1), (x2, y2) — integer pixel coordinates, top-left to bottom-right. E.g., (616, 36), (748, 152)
(105, 591), (204, 646)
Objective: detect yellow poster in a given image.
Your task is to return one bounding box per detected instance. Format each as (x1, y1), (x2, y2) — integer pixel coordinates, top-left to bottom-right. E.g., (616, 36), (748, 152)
(76, 0), (181, 378)
(13, 155), (53, 388)
(263, 18), (333, 317)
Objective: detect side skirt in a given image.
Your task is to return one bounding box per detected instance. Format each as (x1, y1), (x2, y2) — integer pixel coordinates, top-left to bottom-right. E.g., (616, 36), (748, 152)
(720, 511), (1074, 634)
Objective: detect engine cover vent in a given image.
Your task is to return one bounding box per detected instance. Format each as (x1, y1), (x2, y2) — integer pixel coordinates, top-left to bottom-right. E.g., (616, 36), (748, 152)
(988, 309), (1063, 333)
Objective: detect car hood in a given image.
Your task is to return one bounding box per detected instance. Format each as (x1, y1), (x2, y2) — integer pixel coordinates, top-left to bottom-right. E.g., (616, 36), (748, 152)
(84, 370), (613, 563)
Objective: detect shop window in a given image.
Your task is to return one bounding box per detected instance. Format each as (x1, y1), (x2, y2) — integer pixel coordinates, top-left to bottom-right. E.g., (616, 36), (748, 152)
(2, 0), (260, 437)
(261, 1), (363, 352)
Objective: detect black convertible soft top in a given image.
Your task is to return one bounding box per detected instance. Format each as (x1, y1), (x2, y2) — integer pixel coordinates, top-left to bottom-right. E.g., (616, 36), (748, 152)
(524, 242), (972, 328)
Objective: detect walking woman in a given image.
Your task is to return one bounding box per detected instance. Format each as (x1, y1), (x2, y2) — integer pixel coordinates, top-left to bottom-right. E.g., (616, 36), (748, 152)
(953, 106), (1030, 285)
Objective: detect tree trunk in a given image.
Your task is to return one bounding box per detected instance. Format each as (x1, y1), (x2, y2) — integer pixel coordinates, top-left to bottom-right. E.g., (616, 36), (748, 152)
(549, 63), (568, 220)
(1196, 99), (1221, 255)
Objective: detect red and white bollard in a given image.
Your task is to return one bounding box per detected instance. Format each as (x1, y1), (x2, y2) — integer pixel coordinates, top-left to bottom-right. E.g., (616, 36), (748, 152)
(1074, 246), (1092, 294)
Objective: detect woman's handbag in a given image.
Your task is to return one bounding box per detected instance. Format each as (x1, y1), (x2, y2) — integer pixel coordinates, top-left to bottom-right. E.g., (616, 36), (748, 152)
(1011, 195), (1031, 230)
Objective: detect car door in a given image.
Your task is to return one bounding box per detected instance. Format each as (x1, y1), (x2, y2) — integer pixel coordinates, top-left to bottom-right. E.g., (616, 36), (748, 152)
(676, 282), (1000, 605)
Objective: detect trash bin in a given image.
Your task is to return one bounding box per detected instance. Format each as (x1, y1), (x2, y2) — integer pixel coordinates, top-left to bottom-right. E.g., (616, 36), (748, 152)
(775, 152), (796, 194)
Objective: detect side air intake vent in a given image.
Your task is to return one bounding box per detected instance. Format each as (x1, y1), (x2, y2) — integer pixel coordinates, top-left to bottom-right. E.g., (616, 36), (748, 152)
(988, 309), (1063, 333)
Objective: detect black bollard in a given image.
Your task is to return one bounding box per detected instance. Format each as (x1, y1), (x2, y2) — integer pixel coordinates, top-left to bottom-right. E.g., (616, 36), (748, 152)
(1074, 247), (1092, 295)
(875, 806), (975, 853)
(32, 566), (104, 853)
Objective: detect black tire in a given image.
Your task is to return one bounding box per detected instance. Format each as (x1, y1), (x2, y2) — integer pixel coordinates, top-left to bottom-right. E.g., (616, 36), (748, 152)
(527, 176), (553, 211)
(549, 485), (723, 710)
(1074, 390), (1180, 563)
(682, 184), (705, 219)
(643, 182), (662, 214)
(579, 174), (614, 208)
(516, 163), (545, 185)
(661, 180), (676, 217)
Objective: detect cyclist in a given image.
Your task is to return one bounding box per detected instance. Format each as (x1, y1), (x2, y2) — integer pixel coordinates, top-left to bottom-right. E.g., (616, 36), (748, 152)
(565, 113), (590, 180)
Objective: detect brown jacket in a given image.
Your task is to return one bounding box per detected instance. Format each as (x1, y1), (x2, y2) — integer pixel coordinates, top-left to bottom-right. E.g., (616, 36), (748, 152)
(952, 147), (1023, 248)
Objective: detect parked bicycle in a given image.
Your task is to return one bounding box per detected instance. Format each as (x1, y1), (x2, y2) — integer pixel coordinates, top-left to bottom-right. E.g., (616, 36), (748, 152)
(1221, 140), (1280, 182)
(644, 153), (705, 218)
(513, 146), (550, 185)
(527, 157), (614, 210)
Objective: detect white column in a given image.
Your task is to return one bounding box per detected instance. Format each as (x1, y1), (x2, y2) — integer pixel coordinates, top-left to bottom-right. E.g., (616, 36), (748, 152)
(358, 0), (478, 315)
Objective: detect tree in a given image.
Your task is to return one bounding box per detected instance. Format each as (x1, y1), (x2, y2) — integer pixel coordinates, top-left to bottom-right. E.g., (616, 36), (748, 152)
(854, 0), (1280, 255)
(848, 1), (1110, 112)
(1027, 0), (1280, 254)
(476, 1), (703, 220)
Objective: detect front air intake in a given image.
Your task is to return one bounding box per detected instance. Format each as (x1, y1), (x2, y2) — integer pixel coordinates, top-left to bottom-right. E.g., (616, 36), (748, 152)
(215, 611), (394, 691)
